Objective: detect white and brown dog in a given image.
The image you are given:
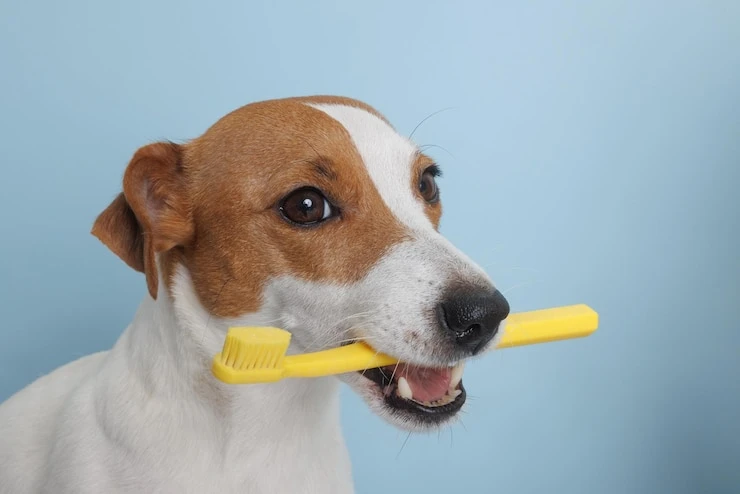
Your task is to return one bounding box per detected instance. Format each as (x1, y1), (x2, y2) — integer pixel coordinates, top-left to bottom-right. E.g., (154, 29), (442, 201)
(0, 96), (509, 493)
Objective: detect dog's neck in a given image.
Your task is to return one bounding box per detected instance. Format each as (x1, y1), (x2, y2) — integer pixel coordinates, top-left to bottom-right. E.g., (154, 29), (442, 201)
(94, 267), (354, 490)
(113, 266), (343, 450)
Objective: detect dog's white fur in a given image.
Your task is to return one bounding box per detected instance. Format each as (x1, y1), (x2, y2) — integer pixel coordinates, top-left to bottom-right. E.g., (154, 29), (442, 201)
(0, 103), (495, 493)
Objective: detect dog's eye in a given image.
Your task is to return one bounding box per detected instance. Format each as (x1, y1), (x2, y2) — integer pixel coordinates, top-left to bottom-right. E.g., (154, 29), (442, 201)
(419, 167), (440, 204)
(279, 187), (335, 226)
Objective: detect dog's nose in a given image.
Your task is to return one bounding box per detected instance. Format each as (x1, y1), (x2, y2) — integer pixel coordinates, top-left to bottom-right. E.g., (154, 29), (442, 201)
(438, 288), (510, 354)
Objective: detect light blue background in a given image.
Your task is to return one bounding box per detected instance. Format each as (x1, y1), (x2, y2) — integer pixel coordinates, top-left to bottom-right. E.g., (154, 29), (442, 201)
(1, 1), (738, 492)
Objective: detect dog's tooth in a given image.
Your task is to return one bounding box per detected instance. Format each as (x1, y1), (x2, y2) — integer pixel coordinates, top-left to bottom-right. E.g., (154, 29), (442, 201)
(450, 362), (465, 389)
(451, 389), (462, 398)
(397, 377), (413, 400)
(383, 384), (394, 398)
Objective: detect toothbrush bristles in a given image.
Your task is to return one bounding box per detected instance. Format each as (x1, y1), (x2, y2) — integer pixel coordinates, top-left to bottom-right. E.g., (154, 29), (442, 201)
(219, 327), (291, 371)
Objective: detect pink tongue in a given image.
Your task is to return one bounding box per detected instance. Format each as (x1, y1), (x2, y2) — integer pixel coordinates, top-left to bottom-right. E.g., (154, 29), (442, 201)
(396, 367), (452, 402)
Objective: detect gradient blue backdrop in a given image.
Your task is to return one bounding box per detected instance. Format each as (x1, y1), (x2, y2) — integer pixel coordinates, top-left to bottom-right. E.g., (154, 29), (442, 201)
(1, 1), (738, 492)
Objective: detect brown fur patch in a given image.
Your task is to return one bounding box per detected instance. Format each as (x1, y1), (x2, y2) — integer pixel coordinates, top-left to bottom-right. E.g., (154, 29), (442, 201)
(95, 97), (414, 317)
(93, 142), (194, 298)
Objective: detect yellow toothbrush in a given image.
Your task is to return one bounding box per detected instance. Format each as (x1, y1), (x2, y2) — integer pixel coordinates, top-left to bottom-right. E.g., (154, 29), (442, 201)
(212, 304), (598, 385)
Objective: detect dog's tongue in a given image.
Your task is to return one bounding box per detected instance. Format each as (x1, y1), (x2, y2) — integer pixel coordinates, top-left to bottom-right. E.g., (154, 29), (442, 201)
(396, 366), (452, 402)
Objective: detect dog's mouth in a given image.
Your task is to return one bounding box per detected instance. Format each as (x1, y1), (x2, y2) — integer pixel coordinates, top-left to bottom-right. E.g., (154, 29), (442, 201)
(358, 361), (466, 421)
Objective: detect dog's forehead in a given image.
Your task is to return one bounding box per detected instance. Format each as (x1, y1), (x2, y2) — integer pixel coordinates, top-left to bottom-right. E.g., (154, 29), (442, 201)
(305, 103), (433, 232)
(191, 97), (436, 231)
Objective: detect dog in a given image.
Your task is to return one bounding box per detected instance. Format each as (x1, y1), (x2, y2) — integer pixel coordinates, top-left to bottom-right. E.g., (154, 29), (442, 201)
(0, 96), (509, 493)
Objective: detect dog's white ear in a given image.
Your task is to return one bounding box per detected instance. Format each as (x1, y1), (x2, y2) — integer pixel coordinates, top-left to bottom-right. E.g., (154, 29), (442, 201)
(92, 142), (194, 299)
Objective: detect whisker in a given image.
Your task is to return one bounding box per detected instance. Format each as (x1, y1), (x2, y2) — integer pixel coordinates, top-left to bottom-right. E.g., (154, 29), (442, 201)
(396, 431), (413, 459)
(458, 418), (468, 432)
(408, 107), (454, 140)
(329, 336), (378, 346)
(331, 311), (376, 326)
(500, 281), (536, 296)
(419, 143), (455, 160)
(390, 360), (402, 379)
(299, 313), (378, 352)
(360, 346), (384, 379)
(295, 134), (324, 161)
(265, 157), (316, 182)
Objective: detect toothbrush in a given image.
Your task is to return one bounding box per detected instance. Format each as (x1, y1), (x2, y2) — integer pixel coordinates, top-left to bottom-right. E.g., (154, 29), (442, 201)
(211, 304), (598, 385)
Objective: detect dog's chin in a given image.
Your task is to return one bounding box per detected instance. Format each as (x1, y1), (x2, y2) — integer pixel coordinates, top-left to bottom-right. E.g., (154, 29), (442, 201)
(339, 360), (467, 432)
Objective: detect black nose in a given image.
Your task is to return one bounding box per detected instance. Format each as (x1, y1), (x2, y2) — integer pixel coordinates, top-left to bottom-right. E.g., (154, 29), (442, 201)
(437, 288), (510, 354)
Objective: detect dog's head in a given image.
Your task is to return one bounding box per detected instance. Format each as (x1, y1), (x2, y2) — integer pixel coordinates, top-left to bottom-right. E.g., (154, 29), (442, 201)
(92, 96), (509, 431)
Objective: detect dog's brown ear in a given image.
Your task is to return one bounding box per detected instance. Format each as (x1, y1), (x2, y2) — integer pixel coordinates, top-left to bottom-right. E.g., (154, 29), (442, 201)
(91, 142), (194, 299)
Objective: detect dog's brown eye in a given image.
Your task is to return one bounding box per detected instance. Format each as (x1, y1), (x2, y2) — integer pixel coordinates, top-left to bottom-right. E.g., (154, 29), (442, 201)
(419, 168), (440, 204)
(279, 187), (335, 225)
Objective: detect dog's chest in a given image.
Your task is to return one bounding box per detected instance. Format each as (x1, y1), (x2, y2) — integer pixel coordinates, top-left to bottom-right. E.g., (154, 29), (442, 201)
(45, 424), (355, 494)
(151, 439), (355, 494)
(131, 401), (355, 493)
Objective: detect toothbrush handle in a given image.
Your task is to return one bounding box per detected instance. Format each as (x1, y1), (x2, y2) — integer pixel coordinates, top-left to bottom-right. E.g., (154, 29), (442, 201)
(495, 304), (598, 349)
(280, 304), (598, 378)
(283, 343), (398, 378)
